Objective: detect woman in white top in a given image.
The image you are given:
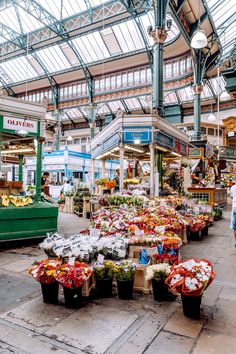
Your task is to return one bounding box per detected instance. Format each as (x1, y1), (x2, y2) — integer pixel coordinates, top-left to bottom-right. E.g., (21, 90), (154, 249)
(230, 182), (236, 245)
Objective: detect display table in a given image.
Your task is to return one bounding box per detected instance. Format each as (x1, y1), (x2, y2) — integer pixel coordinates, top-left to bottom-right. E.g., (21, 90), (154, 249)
(0, 181), (23, 195)
(0, 201), (58, 241)
(187, 187), (227, 206)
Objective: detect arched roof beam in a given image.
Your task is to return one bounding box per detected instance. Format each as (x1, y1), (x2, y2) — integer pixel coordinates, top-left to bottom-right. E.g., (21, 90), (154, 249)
(119, 0), (153, 70)
(14, 0), (94, 102)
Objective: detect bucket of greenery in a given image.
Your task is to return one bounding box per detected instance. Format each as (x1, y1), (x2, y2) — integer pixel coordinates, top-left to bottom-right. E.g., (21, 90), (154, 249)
(116, 260), (136, 300)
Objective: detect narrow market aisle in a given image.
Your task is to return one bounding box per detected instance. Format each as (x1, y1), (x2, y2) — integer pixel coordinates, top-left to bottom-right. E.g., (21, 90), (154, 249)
(0, 209), (236, 353)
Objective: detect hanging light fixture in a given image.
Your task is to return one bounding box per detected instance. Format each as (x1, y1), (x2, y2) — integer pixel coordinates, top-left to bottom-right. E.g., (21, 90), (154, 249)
(191, 29), (208, 49)
(220, 91), (231, 101)
(67, 135), (73, 142)
(207, 112), (217, 122)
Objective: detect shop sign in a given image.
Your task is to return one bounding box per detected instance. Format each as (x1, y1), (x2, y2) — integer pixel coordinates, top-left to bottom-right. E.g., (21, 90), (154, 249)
(189, 147), (204, 158)
(180, 143), (188, 155)
(103, 133), (119, 151)
(3, 116), (38, 134)
(155, 132), (175, 150)
(122, 130), (152, 144)
(219, 146), (236, 160)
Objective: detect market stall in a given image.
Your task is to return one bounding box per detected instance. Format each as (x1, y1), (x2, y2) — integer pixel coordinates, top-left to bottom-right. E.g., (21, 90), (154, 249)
(90, 114), (189, 197)
(0, 95), (58, 241)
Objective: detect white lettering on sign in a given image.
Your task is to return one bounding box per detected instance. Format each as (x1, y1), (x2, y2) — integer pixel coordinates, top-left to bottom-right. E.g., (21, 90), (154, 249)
(3, 116), (38, 134)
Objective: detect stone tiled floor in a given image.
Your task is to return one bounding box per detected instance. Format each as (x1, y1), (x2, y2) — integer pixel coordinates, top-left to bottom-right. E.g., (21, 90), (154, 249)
(0, 209), (235, 353)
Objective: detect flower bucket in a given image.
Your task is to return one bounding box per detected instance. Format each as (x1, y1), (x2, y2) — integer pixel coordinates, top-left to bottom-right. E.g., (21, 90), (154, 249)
(117, 279), (134, 300)
(189, 230), (201, 241)
(41, 282), (59, 304)
(96, 278), (113, 298)
(201, 226), (209, 236)
(181, 294), (202, 319)
(63, 286), (82, 308)
(152, 278), (169, 302)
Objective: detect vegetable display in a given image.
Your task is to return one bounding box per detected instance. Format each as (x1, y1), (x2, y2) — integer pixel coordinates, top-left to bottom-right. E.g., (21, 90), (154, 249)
(0, 195), (33, 207)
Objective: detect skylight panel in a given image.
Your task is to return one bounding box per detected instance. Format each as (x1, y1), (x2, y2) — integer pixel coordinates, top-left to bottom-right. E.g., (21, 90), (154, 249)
(124, 98), (141, 109)
(0, 56), (38, 83)
(17, 6), (45, 33)
(37, 45), (72, 72)
(0, 6), (21, 33)
(100, 28), (122, 55)
(36, 0), (61, 20)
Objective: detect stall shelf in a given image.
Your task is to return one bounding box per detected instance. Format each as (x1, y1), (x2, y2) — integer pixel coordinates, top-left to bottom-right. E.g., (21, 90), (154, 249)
(0, 95), (58, 241)
(187, 187), (227, 206)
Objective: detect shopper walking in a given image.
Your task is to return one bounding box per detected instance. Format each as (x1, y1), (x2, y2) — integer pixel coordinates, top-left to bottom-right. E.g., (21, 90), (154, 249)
(230, 182), (236, 245)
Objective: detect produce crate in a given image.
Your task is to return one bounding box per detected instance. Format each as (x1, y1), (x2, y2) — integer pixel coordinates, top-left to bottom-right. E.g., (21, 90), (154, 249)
(129, 245), (156, 259)
(83, 198), (90, 219)
(132, 260), (151, 294)
(59, 197), (74, 214)
(82, 275), (95, 297)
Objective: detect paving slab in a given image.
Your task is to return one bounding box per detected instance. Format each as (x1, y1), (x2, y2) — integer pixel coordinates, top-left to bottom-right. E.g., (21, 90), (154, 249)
(144, 331), (195, 354)
(202, 284), (222, 307)
(0, 257), (37, 273)
(46, 303), (139, 354)
(0, 323), (74, 354)
(163, 310), (204, 339)
(0, 252), (26, 266)
(1, 296), (76, 334)
(193, 329), (236, 354)
(219, 286), (236, 301)
(204, 298), (236, 336)
(0, 273), (39, 311)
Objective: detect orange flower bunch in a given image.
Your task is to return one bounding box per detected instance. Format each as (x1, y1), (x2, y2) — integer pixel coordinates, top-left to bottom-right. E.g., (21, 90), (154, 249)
(104, 180), (116, 189)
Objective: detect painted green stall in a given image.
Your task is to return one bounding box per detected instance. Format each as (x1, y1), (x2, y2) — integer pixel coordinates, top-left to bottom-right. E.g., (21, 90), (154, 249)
(0, 96), (58, 241)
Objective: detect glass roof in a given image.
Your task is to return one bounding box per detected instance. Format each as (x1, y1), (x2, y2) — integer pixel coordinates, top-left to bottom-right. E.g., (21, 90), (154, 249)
(207, 0), (236, 57)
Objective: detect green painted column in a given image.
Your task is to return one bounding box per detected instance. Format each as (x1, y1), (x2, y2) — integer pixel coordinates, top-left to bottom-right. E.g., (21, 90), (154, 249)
(192, 50), (205, 140)
(55, 110), (61, 150)
(35, 138), (44, 202)
(89, 103), (96, 139)
(193, 85), (203, 140)
(18, 155), (23, 182)
(150, 0), (169, 117)
(156, 150), (163, 188)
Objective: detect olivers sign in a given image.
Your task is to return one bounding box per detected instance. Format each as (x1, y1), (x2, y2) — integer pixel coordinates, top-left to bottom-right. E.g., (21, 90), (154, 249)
(1, 116), (39, 136)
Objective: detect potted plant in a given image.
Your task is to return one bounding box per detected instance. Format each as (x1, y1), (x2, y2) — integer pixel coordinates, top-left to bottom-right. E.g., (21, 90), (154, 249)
(146, 263), (171, 301)
(56, 261), (93, 308)
(29, 259), (61, 304)
(93, 260), (115, 297)
(165, 258), (215, 319)
(115, 260), (136, 300)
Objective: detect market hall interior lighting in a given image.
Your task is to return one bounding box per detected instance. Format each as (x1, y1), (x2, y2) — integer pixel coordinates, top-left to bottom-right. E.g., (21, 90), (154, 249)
(134, 139), (141, 145)
(191, 29), (207, 49)
(171, 152), (182, 157)
(67, 135), (73, 142)
(1, 148), (34, 154)
(16, 130), (29, 137)
(125, 145), (144, 154)
(220, 91), (231, 101)
(207, 112), (217, 122)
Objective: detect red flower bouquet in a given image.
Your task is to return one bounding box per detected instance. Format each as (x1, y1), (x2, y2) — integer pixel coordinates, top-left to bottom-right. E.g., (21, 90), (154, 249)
(29, 259), (61, 284)
(55, 261), (93, 289)
(165, 258), (215, 296)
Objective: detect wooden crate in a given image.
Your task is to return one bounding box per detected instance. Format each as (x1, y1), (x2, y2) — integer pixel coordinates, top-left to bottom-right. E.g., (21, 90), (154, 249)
(132, 260), (151, 294)
(83, 198), (90, 218)
(82, 275), (95, 297)
(59, 197), (74, 214)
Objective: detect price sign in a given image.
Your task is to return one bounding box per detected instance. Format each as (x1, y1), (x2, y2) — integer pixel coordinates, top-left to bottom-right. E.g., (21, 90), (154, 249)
(147, 247), (158, 256)
(157, 226), (165, 233)
(97, 254), (105, 263)
(90, 228), (100, 237)
(68, 257), (75, 266)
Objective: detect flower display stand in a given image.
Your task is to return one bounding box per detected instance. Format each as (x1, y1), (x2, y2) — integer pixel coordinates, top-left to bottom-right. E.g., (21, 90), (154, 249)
(132, 261), (151, 294)
(82, 276), (95, 297)
(59, 197), (74, 214)
(129, 245), (155, 259)
(83, 198), (90, 219)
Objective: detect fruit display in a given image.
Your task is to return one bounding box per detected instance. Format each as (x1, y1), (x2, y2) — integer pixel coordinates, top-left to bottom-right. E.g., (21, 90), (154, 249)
(99, 194), (146, 207)
(124, 178), (140, 185)
(0, 195), (33, 207)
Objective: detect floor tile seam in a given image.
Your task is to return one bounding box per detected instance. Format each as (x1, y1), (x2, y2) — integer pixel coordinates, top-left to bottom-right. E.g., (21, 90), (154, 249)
(140, 306), (179, 353)
(104, 311), (151, 354)
(0, 318), (85, 354)
(0, 267), (35, 278)
(0, 339), (28, 354)
(0, 292), (41, 315)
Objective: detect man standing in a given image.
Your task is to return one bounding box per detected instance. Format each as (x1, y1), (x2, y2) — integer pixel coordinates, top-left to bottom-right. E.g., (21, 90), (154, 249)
(230, 182), (236, 245)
